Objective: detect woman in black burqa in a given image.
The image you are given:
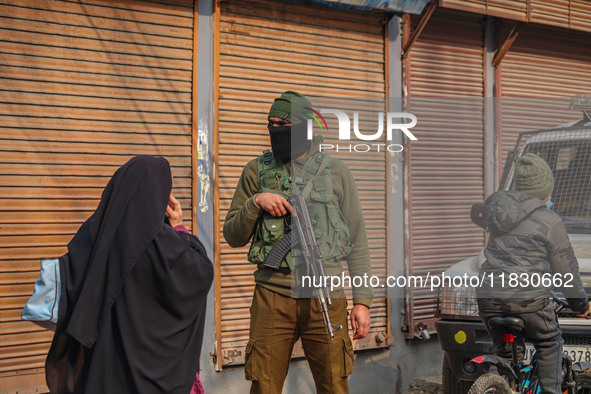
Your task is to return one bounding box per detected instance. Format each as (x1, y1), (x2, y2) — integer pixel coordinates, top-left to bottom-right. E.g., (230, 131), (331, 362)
(45, 155), (213, 393)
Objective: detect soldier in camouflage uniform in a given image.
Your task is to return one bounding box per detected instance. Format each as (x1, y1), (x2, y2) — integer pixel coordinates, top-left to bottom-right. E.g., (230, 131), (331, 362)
(477, 153), (590, 393)
(223, 91), (373, 394)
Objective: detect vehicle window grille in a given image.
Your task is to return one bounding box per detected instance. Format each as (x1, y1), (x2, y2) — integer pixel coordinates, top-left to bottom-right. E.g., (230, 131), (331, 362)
(557, 308), (579, 318)
(501, 128), (591, 232)
(563, 334), (591, 346)
(438, 286), (479, 318)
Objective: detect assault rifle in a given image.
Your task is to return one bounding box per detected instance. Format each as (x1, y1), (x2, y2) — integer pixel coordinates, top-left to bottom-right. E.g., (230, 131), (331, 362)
(263, 193), (342, 340)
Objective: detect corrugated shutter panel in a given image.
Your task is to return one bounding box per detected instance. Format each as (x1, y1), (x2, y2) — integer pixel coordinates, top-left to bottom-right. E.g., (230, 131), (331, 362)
(440, 0), (591, 33)
(404, 8), (486, 337)
(440, 0), (528, 21)
(569, 1), (591, 33)
(530, 0), (591, 32)
(216, 0), (388, 368)
(0, 0), (195, 391)
(499, 24), (591, 164)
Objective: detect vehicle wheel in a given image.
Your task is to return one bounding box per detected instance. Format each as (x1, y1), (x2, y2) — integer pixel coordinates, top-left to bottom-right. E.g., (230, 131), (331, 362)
(576, 371), (591, 393)
(467, 373), (512, 394)
(442, 353), (472, 394)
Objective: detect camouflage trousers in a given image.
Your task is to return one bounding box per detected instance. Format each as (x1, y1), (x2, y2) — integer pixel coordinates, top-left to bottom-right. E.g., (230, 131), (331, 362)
(245, 285), (354, 394)
(480, 302), (563, 394)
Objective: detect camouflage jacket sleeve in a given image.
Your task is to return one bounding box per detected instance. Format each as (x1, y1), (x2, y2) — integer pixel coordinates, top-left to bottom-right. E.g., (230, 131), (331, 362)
(223, 159), (262, 247)
(546, 220), (589, 314)
(333, 160), (374, 307)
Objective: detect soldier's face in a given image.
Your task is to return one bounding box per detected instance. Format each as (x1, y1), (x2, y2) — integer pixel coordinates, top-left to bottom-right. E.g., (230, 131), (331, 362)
(268, 117), (291, 128)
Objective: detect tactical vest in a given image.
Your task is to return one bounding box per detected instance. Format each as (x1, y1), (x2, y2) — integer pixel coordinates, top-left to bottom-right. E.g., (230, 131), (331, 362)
(247, 150), (353, 270)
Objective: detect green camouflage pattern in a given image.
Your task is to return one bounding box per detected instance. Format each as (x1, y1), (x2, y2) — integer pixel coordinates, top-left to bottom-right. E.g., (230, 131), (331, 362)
(247, 150), (353, 270)
(222, 135), (373, 306)
(477, 191), (588, 313)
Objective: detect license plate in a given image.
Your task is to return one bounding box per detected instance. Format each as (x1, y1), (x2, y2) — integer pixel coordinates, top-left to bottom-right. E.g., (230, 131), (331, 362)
(525, 344), (591, 363)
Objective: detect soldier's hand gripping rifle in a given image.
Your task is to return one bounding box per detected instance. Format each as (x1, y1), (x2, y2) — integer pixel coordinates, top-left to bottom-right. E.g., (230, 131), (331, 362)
(263, 193), (342, 340)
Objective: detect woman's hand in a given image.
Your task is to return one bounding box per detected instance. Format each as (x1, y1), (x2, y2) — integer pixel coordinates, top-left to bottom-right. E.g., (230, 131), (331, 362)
(166, 194), (183, 227)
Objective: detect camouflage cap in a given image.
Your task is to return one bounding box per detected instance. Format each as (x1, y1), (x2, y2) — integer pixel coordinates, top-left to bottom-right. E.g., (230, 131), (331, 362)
(514, 153), (554, 200)
(268, 91), (312, 124)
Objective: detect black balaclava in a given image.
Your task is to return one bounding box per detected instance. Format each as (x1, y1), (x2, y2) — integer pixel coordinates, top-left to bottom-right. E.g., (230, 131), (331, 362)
(268, 91), (313, 160)
(269, 121), (311, 160)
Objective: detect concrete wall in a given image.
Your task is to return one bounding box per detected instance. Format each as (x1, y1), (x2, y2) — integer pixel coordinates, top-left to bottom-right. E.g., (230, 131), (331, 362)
(195, 3), (443, 392)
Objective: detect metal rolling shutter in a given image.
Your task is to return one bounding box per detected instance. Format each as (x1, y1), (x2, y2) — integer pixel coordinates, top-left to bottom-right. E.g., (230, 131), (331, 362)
(498, 24), (591, 164)
(440, 0), (528, 22)
(0, 0), (195, 391)
(439, 0), (591, 34)
(404, 8), (486, 337)
(215, 0), (388, 368)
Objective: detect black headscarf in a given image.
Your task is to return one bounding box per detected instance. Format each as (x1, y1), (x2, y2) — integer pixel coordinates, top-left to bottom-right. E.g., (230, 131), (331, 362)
(46, 156), (213, 394)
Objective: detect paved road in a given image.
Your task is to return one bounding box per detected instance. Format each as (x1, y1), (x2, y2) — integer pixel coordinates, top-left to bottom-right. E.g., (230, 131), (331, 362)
(407, 375), (443, 394)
